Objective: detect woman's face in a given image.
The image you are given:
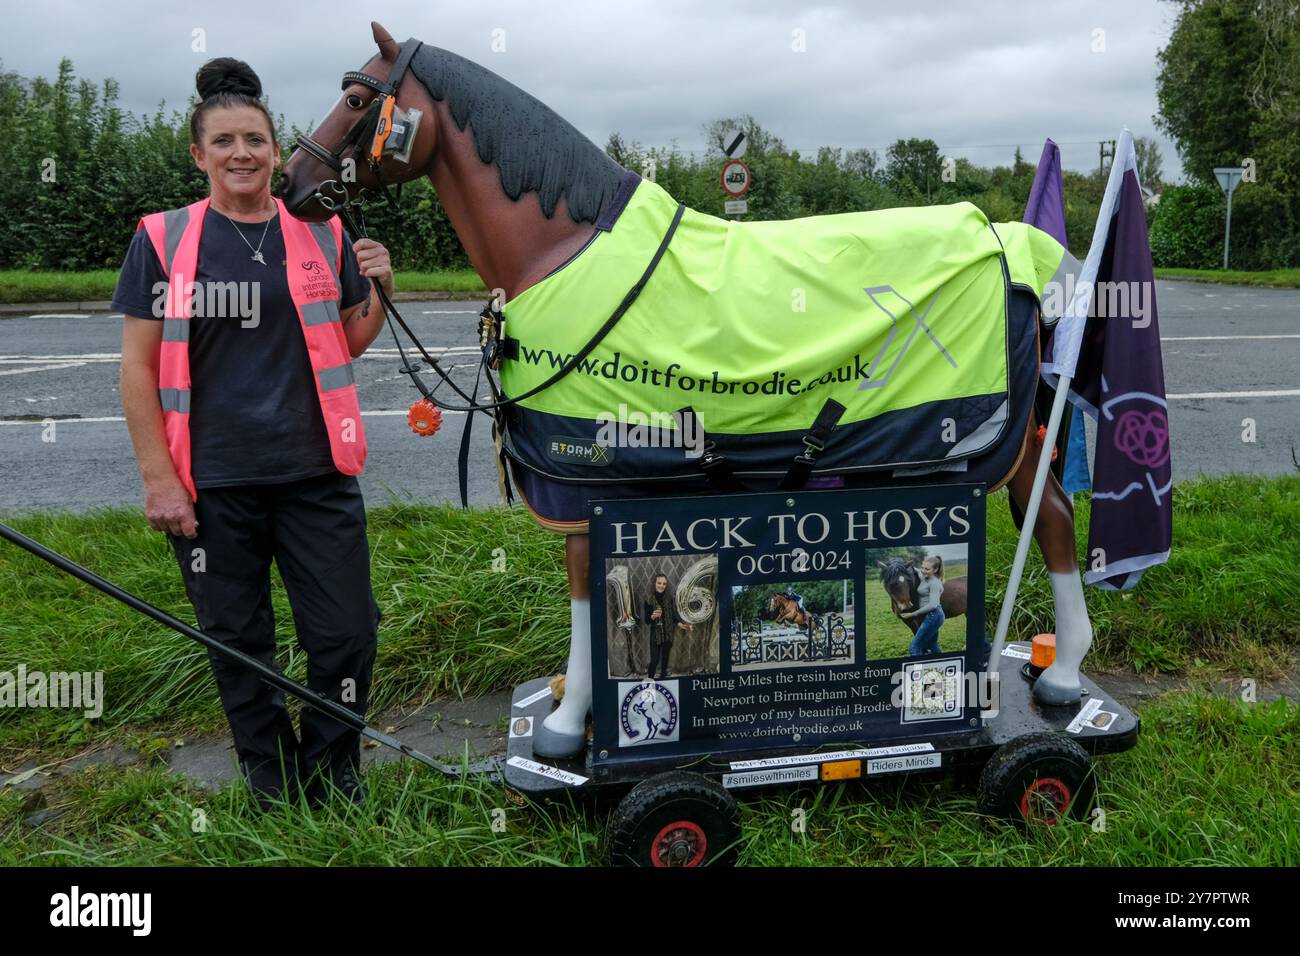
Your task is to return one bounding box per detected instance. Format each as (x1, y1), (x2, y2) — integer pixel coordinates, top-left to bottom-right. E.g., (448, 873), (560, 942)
(921, 560), (936, 578)
(654, 577), (668, 594)
(190, 105), (279, 204)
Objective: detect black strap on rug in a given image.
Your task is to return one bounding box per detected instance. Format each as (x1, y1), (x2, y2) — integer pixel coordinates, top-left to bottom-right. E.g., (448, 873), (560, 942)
(678, 406), (743, 492)
(779, 399), (846, 490)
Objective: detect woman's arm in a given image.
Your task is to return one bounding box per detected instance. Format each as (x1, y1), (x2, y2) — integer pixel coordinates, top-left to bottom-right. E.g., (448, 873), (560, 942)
(339, 238), (393, 357)
(905, 579), (944, 617)
(120, 316), (197, 537)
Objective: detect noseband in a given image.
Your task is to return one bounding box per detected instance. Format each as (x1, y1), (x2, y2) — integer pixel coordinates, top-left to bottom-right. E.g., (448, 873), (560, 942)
(294, 37), (424, 210)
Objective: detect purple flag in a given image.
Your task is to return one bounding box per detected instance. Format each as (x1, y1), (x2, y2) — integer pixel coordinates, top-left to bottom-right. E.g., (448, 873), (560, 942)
(1042, 131), (1172, 589)
(1024, 139), (1092, 495)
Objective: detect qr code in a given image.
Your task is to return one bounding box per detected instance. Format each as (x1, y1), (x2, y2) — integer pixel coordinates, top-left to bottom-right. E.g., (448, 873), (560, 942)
(902, 659), (963, 723)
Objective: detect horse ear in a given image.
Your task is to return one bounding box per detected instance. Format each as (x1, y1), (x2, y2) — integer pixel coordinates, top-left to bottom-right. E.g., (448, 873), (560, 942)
(905, 559), (914, 568)
(371, 21), (400, 61)
(877, 560), (887, 570)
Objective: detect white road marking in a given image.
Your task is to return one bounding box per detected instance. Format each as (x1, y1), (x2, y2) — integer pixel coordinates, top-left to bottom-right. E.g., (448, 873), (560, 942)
(1163, 334), (1300, 341)
(0, 408), (468, 426)
(0, 347), (481, 362)
(1168, 389), (1300, 400)
(0, 362), (87, 376)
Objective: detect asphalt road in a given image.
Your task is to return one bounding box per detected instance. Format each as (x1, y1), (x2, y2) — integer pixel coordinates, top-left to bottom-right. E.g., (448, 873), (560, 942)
(1, 280), (1297, 515)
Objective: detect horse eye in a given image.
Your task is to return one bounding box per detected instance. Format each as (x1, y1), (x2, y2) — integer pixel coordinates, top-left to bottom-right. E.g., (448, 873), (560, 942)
(345, 94), (364, 109)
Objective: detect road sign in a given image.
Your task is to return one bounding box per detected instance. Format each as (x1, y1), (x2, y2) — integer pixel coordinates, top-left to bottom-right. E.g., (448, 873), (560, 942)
(721, 127), (748, 158)
(720, 159), (751, 197)
(1213, 166), (1246, 269)
(724, 199), (748, 215)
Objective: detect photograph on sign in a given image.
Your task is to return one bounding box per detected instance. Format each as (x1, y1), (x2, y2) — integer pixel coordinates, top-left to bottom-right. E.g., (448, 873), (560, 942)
(729, 579), (855, 671)
(866, 544), (969, 659)
(588, 485), (985, 763)
(604, 554), (720, 679)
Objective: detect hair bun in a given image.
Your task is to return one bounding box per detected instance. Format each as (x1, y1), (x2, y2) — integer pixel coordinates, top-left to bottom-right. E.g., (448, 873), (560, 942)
(195, 58), (262, 100)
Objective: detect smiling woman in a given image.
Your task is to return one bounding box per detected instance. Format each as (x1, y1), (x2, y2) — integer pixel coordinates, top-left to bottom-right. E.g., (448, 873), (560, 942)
(110, 56), (398, 814)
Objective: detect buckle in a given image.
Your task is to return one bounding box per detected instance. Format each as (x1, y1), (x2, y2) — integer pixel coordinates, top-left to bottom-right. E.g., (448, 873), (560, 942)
(479, 301), (506, 370)
(802, 435), (825, 455)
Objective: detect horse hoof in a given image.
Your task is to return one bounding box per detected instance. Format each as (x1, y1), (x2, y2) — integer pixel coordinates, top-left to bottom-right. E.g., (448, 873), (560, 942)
(1031, 672), (1084, 707)
(533, 721), (586, 759)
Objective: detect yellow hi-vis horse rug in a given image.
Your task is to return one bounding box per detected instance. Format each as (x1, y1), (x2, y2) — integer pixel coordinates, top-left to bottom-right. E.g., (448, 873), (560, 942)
(498, 176), (1068, 486)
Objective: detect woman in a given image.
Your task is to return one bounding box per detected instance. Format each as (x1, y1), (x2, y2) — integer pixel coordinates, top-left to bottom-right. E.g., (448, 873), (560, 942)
(114, 58), (393, 810)
(643, 573), (692, 680)
(902, 556), (946, 656)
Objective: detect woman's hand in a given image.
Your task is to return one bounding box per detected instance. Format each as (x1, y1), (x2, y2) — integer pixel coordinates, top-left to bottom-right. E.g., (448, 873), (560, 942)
(352, 238), (394, 296)
(144, 476), (198, 538)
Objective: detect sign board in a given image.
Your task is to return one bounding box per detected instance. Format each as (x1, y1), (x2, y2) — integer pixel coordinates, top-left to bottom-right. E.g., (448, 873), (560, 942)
(1213, 166), (1245, 196)
(588, 484), (987, 767)
(721, 128), (748, 159)
(720, 159), (751, 197)
(724, 199), (749, 215)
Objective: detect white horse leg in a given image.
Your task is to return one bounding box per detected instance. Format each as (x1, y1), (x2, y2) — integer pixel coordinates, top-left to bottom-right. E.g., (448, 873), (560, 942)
(1007, 419), (1095, 706)
(533, 533), (593, 759)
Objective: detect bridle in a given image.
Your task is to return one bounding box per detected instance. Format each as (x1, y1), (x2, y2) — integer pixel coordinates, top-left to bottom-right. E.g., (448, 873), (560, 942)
(294, 37), (425, 211)
(286, 36), (687, 505)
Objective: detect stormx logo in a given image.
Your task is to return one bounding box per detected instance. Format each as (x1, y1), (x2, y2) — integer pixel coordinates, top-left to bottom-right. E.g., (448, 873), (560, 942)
(594, 404), (704, 459)
(49, 886), (151, 936)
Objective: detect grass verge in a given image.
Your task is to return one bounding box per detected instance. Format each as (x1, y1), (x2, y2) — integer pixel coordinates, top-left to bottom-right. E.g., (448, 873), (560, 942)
(1155, 267), (1300, 289)
(0, 475), (1297, 759)
(2, 692), (1295, 866)
(0, 269), (484, 305)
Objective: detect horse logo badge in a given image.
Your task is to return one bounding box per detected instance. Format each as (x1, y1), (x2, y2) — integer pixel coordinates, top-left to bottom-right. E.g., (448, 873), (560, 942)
(618, 680), (680, 747)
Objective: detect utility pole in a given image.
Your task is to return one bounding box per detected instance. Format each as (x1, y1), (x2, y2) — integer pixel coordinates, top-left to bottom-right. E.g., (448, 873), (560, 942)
(1098, 139), (1116, 177)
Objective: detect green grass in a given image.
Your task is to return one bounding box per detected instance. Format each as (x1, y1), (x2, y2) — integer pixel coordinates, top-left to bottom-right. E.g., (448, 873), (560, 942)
(0, 269), (485, 304)
(3, 692), (1295, 866)
(1155, 267), (1300, 288)
(1, 475), (1297, 759)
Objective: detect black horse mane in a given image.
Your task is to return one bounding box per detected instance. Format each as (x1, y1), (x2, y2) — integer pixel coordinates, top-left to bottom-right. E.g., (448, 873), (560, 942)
(409, 44), (626, 224)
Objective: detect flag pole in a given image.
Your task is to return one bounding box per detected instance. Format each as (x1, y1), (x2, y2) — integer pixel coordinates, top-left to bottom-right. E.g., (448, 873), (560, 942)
(986, 371), (1074, 676)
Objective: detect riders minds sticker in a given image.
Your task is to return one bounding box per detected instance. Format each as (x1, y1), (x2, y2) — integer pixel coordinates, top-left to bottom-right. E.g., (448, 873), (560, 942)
(618, 680), (680, 747)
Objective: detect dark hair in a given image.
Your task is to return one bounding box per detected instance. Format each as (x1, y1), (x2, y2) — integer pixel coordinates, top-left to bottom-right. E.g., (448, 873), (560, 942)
(190, 58), (276, 146)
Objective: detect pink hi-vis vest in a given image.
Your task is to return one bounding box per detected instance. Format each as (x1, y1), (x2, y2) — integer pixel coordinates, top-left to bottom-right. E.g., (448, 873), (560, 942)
(138, 198), (367, 500)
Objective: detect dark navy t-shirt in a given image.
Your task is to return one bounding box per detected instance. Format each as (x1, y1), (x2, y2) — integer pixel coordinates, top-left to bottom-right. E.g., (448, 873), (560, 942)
(112, 208), (371, 489)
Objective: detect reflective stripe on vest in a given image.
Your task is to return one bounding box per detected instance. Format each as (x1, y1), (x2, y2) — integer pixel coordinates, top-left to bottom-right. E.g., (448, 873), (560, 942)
(137, 197), (367, 500)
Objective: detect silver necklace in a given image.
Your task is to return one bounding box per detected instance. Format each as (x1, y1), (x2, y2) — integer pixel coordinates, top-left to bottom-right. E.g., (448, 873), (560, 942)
(216, 205), (276, 265)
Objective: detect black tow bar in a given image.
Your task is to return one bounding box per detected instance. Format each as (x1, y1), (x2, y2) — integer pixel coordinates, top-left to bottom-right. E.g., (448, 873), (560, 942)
(0, 520), (501, 781)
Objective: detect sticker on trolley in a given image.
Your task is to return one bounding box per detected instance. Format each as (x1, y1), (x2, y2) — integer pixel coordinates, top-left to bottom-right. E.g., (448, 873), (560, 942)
(1001, 644), (1032, 660)
(899, 658), (964, 723)
(618, 680), (680, 747)
(506, 755), (588, 786)
(509, 716), (534, 738)
(512, 686), (553, 710)
(1066, 696), (1111, 734)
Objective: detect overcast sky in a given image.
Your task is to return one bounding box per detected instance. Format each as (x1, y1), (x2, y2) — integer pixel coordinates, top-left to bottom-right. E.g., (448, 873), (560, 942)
(3, 0), (1185, 180)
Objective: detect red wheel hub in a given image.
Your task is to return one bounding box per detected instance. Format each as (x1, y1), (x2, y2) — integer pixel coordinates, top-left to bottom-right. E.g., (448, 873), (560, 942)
(1019, 776), (1072, 826)
(651, 820), (707, 867)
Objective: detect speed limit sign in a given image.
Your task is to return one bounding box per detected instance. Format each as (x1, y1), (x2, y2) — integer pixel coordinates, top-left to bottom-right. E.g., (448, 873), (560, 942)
(720, 159), (751, 197)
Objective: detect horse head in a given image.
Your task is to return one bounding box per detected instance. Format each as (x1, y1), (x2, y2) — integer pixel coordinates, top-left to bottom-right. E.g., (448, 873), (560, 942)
(281, 22), (438, 220)
(878, 558), (920, 612)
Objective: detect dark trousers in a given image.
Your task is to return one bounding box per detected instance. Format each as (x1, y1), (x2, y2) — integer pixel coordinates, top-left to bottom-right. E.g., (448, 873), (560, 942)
(169, 472), (379, 779)
(648, 640), (672, 680)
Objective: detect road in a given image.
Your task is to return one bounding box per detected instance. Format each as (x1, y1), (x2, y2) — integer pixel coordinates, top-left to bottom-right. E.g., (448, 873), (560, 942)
(1, 280), (1296, 514)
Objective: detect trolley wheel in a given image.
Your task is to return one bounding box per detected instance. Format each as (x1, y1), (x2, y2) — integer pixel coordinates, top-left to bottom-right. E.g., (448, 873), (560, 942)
(976, 732), (1095, 827)
(607, 771), (742, 867)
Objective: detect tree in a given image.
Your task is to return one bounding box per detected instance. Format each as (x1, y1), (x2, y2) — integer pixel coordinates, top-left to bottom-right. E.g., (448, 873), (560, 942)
(1155, 0), (1274, 183)
(1133, 135), (1165, 191)
(884, 138), (943, 202)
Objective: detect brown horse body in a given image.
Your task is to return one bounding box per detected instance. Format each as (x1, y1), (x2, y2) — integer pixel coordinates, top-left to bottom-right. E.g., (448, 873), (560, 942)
(281, 23), (1096, 754)
(767, 593), (818, 633)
